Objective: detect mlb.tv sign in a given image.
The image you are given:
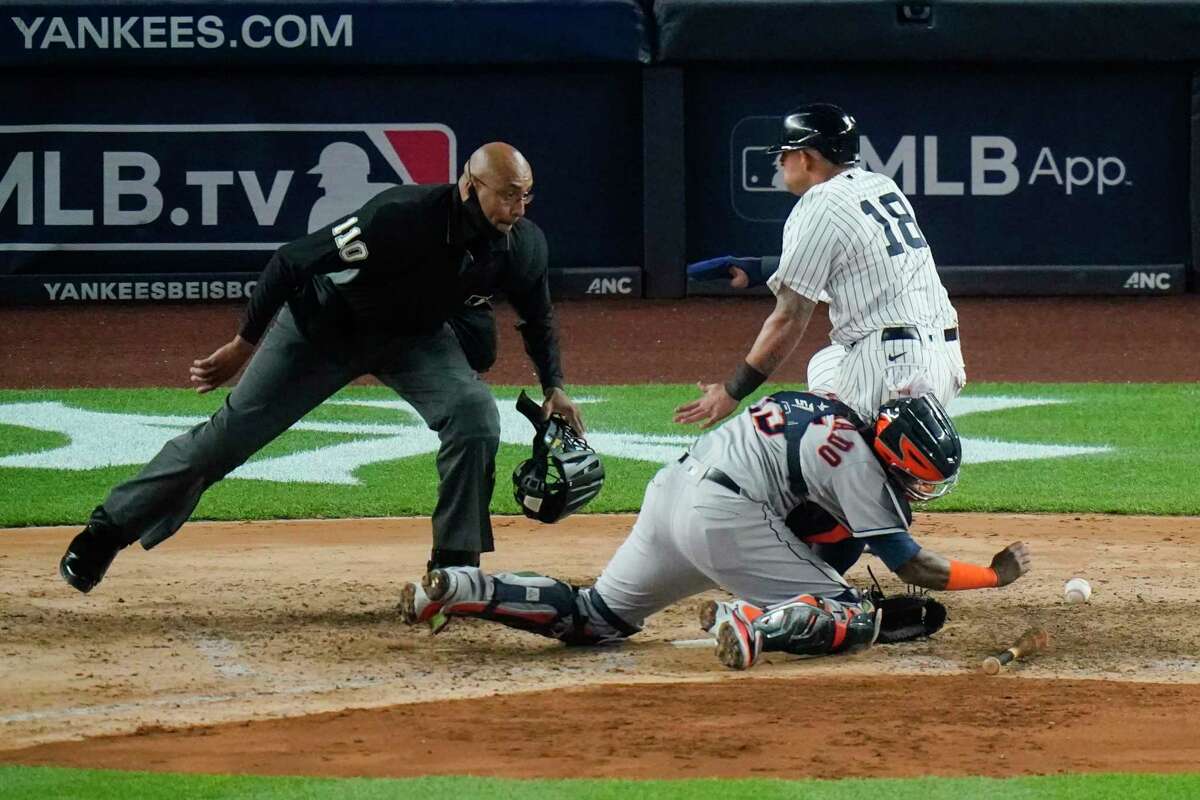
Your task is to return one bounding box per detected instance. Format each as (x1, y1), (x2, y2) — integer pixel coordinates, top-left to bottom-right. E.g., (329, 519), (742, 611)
(0, 123), (456, 268)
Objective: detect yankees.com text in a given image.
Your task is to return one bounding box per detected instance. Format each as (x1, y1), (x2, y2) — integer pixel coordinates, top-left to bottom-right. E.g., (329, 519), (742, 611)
(10, 14), (352, 51)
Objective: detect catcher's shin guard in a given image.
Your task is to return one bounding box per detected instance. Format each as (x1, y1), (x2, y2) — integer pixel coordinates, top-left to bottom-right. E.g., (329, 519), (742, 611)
(715, 594), (879, 670)
(757, 594), (880, 657)
(400, 568), (637, 645)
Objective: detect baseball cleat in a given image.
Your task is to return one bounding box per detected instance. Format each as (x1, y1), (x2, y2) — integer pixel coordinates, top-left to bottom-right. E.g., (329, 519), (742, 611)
(715, 607), (763, 670)
(59, 524), (121, 594)
(700, 599), (764, 638)
(698, 600), (725, 636)
(399, 569), (454, 631)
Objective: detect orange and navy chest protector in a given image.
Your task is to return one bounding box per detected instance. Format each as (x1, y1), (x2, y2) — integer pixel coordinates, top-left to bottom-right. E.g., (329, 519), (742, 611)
(765, 390), (921, 577)
(786, 495), (914, 576)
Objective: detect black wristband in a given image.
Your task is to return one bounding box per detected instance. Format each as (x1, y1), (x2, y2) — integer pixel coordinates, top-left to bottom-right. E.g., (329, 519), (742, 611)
(724, 361), (768, 401)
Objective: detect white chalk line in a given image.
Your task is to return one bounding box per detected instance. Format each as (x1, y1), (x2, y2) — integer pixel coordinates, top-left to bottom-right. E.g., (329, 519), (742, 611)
(670, 638), (716, 649)
(191, 635), (255, 679)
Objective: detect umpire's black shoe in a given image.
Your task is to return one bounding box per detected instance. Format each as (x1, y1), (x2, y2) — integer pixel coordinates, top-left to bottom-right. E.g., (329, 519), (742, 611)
(426, 548), (480, 572)
(59, 516), (124, 593)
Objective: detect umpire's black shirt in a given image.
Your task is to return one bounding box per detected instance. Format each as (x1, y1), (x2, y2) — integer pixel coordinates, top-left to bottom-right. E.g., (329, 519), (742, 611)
(238, 184), (564, 390)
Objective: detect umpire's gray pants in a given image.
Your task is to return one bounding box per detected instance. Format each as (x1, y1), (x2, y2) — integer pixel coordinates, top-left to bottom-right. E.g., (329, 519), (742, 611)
(102, 308), (499, 554)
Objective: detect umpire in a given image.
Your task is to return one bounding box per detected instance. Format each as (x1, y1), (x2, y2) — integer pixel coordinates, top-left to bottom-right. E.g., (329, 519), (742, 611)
(59, 142), (583, 593)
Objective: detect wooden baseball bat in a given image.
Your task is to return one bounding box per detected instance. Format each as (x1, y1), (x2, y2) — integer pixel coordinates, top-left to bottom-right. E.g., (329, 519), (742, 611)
(981, 627), (1049, 675)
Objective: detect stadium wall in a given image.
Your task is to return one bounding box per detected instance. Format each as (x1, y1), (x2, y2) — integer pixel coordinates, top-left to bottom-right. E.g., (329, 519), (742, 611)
(0, 1), (1195, 302)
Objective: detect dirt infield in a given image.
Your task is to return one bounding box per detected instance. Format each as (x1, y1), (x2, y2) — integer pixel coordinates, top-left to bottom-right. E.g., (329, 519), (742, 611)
(2, 514), (1200, 778)
(1, 295), (1198, 780)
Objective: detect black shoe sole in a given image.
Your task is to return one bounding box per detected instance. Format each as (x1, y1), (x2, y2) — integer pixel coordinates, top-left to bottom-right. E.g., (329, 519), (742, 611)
(59, 555), (98, 593)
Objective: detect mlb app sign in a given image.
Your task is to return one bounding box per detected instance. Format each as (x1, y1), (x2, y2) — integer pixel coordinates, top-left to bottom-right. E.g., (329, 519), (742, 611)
(0, 124), (455, 264)
(688, 69), (1186, 269)
(730, 116), (1131, 223)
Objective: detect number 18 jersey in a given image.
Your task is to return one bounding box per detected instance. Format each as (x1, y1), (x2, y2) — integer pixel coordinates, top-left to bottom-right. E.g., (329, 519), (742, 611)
(767, 167), (957, 346)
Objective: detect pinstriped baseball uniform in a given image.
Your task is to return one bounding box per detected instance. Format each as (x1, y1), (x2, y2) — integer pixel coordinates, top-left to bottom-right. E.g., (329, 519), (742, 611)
(766, 167), (966, 419)
(592, 394), (908, 627)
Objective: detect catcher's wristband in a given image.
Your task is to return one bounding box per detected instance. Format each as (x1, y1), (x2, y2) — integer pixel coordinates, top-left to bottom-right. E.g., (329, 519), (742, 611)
(946, 561), (999, 590)
(724, 361), (767, 402)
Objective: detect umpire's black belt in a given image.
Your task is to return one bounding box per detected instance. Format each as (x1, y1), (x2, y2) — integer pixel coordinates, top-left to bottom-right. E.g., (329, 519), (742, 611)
(678, 453), (743, 496)
(880, 326), (958, 343)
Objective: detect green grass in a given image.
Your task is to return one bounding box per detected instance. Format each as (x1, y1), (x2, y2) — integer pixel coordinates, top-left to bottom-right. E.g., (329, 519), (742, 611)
(0, 424), (68, 457)
(2, 766), (1199, 799)
(931, 382), (1200, 515)
(1, 382), (1197, 527)
(3, 385), (1197, 794)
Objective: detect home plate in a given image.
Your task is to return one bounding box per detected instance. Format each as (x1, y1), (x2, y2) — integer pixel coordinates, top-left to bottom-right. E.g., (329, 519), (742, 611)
(671, 638), (716, 648)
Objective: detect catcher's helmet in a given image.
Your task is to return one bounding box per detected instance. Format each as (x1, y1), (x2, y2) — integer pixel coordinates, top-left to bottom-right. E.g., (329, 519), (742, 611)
(871, 395), (961, 501)
(512, 392), (604, 523)
(766, 103), (860, 165)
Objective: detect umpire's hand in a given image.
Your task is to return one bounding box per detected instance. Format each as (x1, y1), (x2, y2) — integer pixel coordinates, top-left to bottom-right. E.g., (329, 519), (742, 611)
(543, 388), (585, 434)
(190, 335), (254, 393)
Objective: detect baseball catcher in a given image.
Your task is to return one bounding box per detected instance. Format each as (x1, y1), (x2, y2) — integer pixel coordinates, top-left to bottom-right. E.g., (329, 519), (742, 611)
(400, 391), (1031, 669)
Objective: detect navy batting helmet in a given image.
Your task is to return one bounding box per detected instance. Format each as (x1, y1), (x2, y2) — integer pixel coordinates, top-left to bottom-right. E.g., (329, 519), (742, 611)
(512, 392), (604, 523)
(766, 103), (860, 165)
(871, 395), (961, 502)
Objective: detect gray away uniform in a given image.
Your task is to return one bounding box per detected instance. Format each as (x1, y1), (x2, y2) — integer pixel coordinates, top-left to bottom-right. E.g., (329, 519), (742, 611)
(428, 391), (917, 643)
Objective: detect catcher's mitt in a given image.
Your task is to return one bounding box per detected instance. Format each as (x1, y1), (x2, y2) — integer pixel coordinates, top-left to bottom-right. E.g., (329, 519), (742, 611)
(873, 592), (947, 644)
(866, 566), (947, 644)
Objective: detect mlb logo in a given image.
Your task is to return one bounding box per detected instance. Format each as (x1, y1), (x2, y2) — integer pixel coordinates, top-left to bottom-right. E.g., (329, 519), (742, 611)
(729, 116), (792, 223)
(300, 125), (456, 232)
(0, 123), (457, 260)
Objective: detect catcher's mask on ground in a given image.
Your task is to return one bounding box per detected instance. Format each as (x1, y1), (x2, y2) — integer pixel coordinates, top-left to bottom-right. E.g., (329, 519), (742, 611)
(511, 391), (605, 523)
(871, 395), (961, 502)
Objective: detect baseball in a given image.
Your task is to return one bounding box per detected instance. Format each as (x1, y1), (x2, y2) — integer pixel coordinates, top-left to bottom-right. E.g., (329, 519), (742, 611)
(1064, 577), (1092, 604)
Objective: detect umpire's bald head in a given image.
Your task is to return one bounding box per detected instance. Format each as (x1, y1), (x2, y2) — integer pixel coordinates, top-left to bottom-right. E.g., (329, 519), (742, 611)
(459, 142), (534, 233)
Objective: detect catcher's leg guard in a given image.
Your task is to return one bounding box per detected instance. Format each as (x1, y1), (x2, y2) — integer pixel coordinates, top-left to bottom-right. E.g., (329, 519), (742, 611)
(715, 594), (879, 670)
(400, 568), (638, 645)
(757, 594), (880, 657)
